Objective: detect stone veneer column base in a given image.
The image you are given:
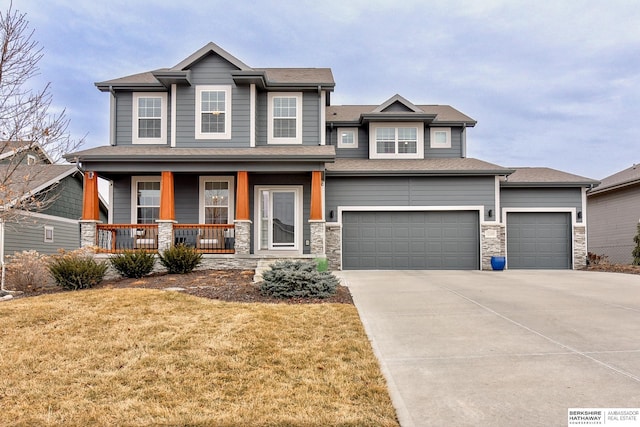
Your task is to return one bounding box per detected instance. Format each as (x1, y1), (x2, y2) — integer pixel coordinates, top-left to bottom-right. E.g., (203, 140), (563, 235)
(480, 223), (506, 270)
(325, 222), (342, 271)
(79, 220), (101, 249)
(234, 220), (252, 255)
(573, 225), (587, 269)
(156, 220), (175, 252)
(309, 220), (326, 256)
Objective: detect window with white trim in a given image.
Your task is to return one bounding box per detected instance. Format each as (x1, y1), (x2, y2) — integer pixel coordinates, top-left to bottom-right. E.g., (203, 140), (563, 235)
(195, 85), (232, 139)
(268, 92), (302, 144)
(131, 177), (161, 224)
(27, 154), (37, 165)
(368, 122), (424, 159)
(132, 93), (167, 144)
(337, 128), (358, 148)
(44, 225), (54, 243)
(199, 176), (235, 224)
(430, 127), (451, 148)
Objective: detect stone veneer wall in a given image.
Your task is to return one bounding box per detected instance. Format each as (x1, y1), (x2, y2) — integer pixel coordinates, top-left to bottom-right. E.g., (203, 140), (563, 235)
(234, 220), (251, 255)
(309, 221), (325, 256)
(156, 221), (174, 252)
(481, 223), (506, 270)
(325, 222), (342, 271)
(80, 220), (99, 248)
(573, 225), (587, 269)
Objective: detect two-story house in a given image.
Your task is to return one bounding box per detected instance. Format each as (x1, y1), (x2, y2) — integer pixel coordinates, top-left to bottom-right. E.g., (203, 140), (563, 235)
(67, 42), (597, 270)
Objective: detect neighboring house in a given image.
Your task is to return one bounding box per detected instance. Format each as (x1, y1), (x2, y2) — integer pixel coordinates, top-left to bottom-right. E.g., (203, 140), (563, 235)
(587, 164), (640, 264)
(0, 142), (108, 261)
(66, 42), (597, 270)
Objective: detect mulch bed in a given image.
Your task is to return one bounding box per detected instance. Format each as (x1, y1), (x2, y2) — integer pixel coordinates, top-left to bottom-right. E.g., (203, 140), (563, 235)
(12, 269), (354, 304)
(584, 264), (640, 275)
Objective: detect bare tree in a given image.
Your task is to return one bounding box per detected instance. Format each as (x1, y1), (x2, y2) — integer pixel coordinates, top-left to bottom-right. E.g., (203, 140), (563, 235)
(0, 2), (84, 224)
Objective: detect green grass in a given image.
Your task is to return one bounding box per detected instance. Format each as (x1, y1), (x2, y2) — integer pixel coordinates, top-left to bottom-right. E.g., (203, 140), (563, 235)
(0, 289), (399, 426)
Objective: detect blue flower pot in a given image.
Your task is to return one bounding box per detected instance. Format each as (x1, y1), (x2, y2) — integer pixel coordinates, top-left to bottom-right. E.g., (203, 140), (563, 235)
(491, 256), (506, 271)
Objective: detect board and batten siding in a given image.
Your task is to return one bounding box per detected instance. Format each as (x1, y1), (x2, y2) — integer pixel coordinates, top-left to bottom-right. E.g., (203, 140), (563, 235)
(588, 186), (640, 264)
(500, 188), (583, 223)
(325, 176), (495, 220)
(4, 215), (79, 257)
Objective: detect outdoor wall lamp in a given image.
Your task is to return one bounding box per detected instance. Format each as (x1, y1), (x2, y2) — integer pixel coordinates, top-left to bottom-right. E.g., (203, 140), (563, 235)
(487, 209), (493, 218)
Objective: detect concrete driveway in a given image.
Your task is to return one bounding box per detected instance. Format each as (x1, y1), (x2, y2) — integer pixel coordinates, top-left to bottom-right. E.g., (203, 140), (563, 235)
(339, 270), (640, 427)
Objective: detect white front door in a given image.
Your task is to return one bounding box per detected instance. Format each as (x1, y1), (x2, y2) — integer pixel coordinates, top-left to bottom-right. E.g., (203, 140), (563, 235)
(255, 186), (303, 252)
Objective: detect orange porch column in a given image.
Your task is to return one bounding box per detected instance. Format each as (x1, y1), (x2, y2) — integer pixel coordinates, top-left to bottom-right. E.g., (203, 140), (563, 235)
(159, 171), (175, 221)
(236, 171), (250, 220)
(81, 171), (100, 221)
(310, 170), (323, 220)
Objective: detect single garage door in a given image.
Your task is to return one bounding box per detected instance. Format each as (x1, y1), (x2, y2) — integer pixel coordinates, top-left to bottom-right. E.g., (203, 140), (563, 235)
(342, 211), (479, 270)
(506, 212), (571, 269)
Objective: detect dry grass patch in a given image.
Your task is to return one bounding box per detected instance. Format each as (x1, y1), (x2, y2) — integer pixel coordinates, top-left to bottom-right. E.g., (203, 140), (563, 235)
(0, 289), (398, 426)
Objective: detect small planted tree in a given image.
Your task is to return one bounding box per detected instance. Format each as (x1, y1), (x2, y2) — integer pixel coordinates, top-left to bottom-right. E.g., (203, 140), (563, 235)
(633, 223), (640, 266)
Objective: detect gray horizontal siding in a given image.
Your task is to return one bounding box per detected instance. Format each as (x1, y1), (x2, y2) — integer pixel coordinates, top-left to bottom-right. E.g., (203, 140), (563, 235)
(256, 92), (320, 146)
(116, 92), (133, 145)
(3, 215), (79, 258)
(112, 175), (135, 223)
(327, 125), (465, 159)
(588, 187), (640, 264)
(501, 188), (583, 222)
(425, 127), (463, 158)
(325, 176), (495, 221)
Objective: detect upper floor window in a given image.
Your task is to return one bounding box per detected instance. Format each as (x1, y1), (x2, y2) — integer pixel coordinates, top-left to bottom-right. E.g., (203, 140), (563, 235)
(27, 154), (37, 165)
(430, 127), (451, 148)
(268, 92), (302, 144)
(131, 177), (161, 223)
(132, 93), (167, 144)
(369, 122), (424, 159)
(195, 85), (232, 139)
(337, 128), (358, 149)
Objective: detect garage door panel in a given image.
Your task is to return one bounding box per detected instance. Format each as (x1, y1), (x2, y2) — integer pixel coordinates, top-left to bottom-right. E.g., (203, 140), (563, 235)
(343, 211), (479, 270)
(507, 212), (571, 269)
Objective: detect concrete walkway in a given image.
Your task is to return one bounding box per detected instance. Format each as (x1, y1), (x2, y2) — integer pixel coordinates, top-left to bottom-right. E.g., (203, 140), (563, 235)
(339, 270), (640, 427)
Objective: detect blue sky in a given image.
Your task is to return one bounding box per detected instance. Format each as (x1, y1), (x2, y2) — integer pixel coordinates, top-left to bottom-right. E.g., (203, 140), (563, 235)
(10, 0), (640, 180)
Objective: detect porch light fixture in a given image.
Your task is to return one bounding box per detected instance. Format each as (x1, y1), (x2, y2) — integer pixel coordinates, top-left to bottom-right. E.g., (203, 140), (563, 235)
(577, 211), (582, 220)
(487, 209), (493, 218)
(330, 210), (334, 219)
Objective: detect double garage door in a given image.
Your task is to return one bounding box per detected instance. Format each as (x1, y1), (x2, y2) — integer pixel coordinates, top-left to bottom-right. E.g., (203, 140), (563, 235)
(343, 211), (479, 270)
(342, 210), (572, 270)
(506, 212), (572, 269)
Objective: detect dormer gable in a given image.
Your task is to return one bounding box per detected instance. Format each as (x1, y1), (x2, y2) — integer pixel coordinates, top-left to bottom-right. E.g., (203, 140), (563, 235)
(373, 94), (424, 114)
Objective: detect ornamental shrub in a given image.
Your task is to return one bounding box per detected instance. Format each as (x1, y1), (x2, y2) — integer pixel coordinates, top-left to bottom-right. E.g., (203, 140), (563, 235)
(158, 244), (202, 274)
(260, 260), (339, 299)
(110, 250), (156, 278)
(5, 250), (53, 292)
(48, 250), (108, 290)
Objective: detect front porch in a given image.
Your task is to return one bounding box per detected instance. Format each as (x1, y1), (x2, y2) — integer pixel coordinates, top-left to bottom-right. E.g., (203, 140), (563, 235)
(80, 169), (327, 258)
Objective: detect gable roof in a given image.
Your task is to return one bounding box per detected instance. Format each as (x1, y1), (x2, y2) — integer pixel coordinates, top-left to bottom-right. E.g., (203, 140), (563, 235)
(325, 157), (512, 176)
(588, 163), (640, 195)
(373, 94), (423, 113)
(0, 164), (78, 207)
(96, 42), (335, 91)
(502, 167), (598, 187)
(326, 104), (476, 125)
(0, 141), (54, 163)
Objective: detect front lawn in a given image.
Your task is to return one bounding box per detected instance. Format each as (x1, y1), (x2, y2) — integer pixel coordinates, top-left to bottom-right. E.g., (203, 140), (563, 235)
(0, 289), (398, 426)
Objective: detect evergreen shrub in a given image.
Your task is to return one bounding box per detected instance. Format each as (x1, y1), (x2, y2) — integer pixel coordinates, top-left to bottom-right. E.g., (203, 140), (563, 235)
(260, 260), (339, 299)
